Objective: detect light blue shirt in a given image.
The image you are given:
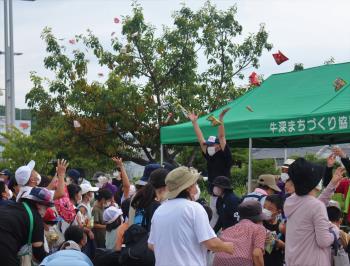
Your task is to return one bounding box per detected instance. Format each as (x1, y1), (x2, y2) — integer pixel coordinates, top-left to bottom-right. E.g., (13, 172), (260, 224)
(39, 250), (93, 266)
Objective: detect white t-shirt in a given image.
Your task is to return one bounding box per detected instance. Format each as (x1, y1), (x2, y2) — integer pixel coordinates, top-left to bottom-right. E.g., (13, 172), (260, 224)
(148, 198), (216, 266)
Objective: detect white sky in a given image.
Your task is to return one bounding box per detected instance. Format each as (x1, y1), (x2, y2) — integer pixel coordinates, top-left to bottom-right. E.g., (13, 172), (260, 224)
(0, 0), (349, 108)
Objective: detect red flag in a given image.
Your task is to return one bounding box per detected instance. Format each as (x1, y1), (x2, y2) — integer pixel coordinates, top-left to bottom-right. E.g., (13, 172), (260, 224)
(69, 39), (76, 45)
(114, 17), (120, 24)
(249, 72), (261, 86)
(272, 50), (288, 65)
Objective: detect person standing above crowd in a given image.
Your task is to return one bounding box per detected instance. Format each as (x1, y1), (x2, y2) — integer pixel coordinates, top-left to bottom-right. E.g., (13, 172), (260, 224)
(212, 176), (240, 233)
(148, 167), (234, 266)
(284, 158), (344, 266)
(188, 108), (233, 193)
(188, 108), (233, 227)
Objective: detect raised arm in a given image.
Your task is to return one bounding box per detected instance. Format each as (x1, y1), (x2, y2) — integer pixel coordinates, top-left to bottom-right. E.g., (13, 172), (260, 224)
(218, 108), (230, 150)
(318, 167), (344, 205)
(112, 157), (130, 198)
(323, 154), (335, 187)
(53, 159), (68, 200)
(188, 112), (206, 154)
(333, 147), (350, 176)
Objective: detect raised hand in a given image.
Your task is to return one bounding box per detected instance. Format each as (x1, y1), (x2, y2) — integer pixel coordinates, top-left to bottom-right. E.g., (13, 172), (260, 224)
(188, 112), (198, 122)
(56, 159), (69, 177)
(333, 147), (347, 159)
(219, 108), (231, 120)
(331, 167), (346, 186)
(112, 157), (123, 168)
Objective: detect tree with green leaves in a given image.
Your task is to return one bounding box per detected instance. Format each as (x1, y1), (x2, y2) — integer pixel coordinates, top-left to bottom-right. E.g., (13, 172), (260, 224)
(25, 1), (272, 166)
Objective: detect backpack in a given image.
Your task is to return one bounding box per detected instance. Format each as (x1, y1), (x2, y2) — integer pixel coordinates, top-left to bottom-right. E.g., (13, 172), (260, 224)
(134, 208), (147, 228)
(119, 224), (155, 266)
(331, 230), (350, 266)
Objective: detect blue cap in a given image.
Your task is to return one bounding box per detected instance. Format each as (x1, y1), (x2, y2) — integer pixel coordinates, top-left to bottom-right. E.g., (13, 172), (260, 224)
(205, 136), (220, 146)
(67, 169), (81, 183)
(0, 169), (11, 176)
(140, 164), (161, 182)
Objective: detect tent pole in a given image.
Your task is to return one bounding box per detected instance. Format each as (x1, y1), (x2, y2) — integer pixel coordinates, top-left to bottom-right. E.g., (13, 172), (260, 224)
(284, 147), (288, 161)
(160, 144), (164, 165)
(248, 138), (253, 193)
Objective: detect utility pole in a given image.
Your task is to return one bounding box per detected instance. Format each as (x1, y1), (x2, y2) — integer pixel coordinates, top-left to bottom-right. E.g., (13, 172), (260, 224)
(4, 0), (16, 131)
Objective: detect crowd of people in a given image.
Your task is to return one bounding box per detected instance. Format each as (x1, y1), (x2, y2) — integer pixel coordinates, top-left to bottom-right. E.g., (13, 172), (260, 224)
(0, 108), (350, 266)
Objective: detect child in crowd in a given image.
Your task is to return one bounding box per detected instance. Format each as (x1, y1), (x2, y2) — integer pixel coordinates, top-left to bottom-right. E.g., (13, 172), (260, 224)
(92, 189), (113, 248)
(103, 206), (124, 250)
(263, 195), (285, 266)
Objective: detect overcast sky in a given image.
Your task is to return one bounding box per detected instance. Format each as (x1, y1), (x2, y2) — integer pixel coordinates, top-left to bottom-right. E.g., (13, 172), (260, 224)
(0, 0), (349, 108)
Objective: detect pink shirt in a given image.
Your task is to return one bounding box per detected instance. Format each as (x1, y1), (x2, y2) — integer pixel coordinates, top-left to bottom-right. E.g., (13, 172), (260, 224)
(213, 219), (266, 266)
(284, 183), (338, 266)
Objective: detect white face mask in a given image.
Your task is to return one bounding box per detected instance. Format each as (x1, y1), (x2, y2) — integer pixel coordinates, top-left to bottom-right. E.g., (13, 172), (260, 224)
(89, 193), (95, 203)
(280, 173), (289, 183)
(263, 208), (272, 219)
(36, 174), (42, 186)
(213, 186), (223, 197)
(207, 146), (216, 156)
(193, 185), (201, 201)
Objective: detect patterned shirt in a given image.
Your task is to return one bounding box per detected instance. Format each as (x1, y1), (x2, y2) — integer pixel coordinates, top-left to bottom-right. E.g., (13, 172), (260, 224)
(213, 219), (266, 266)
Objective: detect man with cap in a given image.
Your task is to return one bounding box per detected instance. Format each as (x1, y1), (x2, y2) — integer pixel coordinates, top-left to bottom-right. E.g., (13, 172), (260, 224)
(213, 201), (269, 266)
(189, 109), (233, 228)
(242, 174), (281, 206)
(15, 159), (67, 202)
(0, 187), (53, 265)
(212, 176), (240, 233)
(284, 158), (344, 266)
(188, 108), (233, 194)
(148, 166), (234, 266)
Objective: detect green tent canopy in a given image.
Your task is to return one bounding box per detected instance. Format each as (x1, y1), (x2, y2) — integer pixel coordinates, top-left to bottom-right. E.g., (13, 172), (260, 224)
(161, 62), (350, 147)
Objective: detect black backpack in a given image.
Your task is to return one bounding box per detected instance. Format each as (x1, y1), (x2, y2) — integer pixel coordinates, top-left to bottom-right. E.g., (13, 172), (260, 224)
(119, 224), (155, 266)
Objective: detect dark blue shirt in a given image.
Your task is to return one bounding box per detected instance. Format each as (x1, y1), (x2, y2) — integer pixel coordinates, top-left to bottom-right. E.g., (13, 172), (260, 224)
(214, 191), (240, 232)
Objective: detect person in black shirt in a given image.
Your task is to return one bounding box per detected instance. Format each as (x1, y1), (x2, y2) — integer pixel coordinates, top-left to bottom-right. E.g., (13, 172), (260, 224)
(212, 176), (240, 233)
(263, 194), (285, 266)
(188, 108), (233, 194)
(0, 187), (53, 266)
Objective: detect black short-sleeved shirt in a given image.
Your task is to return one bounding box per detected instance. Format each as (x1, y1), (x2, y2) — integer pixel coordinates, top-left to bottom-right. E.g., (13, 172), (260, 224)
(0, 201), (44, 266)
(203, 144), (233, 184)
